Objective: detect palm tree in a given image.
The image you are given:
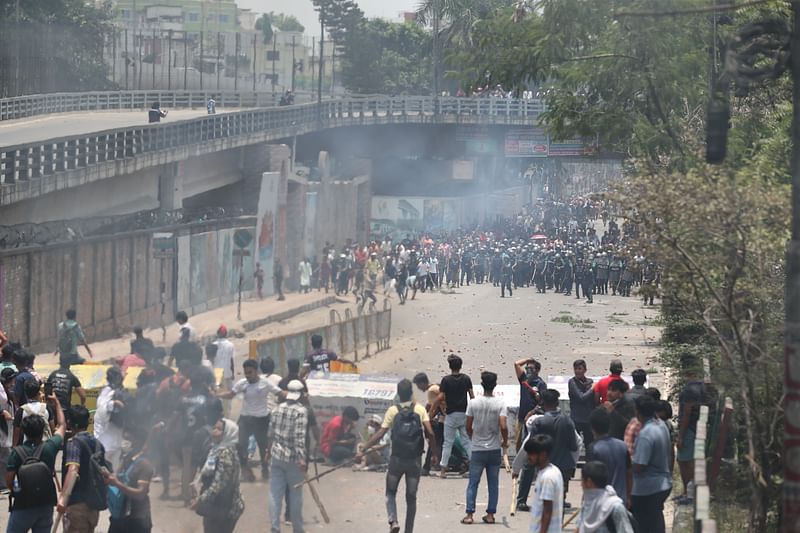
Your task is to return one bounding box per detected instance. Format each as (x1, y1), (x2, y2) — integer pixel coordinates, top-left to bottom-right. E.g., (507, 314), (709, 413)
(415, 0), (516, 47)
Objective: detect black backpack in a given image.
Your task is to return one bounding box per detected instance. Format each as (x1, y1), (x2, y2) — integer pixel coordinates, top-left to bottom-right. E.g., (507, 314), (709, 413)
(12, 444), (56, 509)
(73, 436), (109, 510)
(390, 404), (424, 459)
(108, 388), (134, 429)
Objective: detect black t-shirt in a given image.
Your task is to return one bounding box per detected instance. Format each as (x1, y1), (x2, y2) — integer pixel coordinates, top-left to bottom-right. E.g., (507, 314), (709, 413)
(304, 349), (339, 373)
(48, 368), (81, 408)
(439, 373), (473, 414)
(118, 453), (154, 524)
(679, 381), (705, 430)
(170, 341), (203, 367)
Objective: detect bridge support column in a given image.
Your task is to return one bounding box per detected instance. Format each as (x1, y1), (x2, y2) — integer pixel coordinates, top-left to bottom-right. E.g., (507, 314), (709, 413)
(158, 162), (184, 210)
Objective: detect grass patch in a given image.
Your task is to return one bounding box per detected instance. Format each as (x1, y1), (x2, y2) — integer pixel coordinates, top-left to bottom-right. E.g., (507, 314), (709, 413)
(552, 315), (595, 328)
(640, 317), (664, 327)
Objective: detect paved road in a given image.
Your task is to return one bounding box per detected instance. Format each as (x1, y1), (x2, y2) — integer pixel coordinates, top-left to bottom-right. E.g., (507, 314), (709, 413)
(0, 108), (235, 146)
(2, 282), (671, 533)
(167, 284), (666, 533)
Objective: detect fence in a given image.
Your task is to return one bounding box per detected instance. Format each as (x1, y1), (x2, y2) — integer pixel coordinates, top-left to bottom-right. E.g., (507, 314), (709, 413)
(0, 96), (544, 188)
(248, 301), (392, 374)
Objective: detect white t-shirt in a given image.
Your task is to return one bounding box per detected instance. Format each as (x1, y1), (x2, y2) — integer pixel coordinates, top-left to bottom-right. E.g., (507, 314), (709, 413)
(94, 386), (123, 452)
(213, 338), (236, 380)
(530, 463), (563, 533)
(232, 376), (281, 417)
(466, 395), (507, 451)
(264, 373), (282, 413)
(179, 322), (197, 342)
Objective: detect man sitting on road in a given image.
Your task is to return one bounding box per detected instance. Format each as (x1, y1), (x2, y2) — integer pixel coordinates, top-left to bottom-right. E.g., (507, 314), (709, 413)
(320, 406), (360, 465)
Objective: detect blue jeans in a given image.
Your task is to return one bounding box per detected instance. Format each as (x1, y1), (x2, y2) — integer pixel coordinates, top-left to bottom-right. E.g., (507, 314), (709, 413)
(466, 449), (501, 514)
(7, 505), (54, 533)
(269, 458), (304, 533)
(440, 412), (470, 468)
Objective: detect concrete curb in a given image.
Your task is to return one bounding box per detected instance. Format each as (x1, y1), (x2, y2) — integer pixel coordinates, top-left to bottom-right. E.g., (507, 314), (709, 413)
(241, 295), (338, 332)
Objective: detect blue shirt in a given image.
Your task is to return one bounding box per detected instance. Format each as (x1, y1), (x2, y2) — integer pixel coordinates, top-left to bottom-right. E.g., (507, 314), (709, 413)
(587, 436), (630, 500)
(631, 418), (672, 496)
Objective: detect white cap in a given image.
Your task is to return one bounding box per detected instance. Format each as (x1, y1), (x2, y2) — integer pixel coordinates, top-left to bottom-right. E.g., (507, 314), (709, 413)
(286, 380), (304, 401)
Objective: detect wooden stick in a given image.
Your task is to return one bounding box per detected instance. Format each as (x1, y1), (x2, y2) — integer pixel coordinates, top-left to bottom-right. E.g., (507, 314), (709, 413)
(52, 512), (63, 533)
(305, 474), (331, 524)
(502, 450), (512, 475)
(509, 476), (518, 517)
(562, 508), (581, 528)
(293, 461), (351, 488)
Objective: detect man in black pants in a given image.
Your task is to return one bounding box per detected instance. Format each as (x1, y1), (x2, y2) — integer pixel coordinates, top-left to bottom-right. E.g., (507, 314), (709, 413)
(360, 379), (434, 533)
(217, 359), (282, 481)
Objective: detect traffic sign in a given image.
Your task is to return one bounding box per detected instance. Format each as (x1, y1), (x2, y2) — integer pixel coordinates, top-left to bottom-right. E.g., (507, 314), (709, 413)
(234, 229), (253, 249)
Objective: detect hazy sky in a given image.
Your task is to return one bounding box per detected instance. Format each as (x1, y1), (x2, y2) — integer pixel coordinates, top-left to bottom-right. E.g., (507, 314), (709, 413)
(237, 0), (421, 35)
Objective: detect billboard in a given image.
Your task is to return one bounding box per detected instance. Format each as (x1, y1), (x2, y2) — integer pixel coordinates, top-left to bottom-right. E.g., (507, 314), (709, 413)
(505, 128), (549, 157)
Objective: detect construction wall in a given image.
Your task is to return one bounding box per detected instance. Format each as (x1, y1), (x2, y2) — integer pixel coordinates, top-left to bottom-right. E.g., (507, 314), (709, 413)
(0, 218), (254, 352)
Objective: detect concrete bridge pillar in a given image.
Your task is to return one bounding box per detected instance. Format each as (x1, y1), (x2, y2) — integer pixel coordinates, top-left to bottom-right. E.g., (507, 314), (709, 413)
(158, 162), (184, 210)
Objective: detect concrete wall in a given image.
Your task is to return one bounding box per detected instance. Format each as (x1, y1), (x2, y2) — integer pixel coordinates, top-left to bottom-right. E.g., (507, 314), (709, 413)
(0, 218), (254, 351)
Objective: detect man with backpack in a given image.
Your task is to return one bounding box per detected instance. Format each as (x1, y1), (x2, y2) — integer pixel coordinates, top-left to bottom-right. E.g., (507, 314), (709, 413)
(360, 379), (435, 533)
(59, 405), (110, 533)
(54, 310), (93, 366)
(5, 393), (65, 533)
(13, 380), (55, 446)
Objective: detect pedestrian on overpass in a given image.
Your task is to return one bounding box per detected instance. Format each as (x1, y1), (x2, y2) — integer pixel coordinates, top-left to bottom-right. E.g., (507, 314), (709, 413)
(148, 102), (168, 123)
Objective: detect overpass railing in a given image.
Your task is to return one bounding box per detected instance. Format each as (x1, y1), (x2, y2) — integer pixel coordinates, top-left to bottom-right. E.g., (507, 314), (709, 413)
(0, 96), (543, 187)
(0, 90), (287, 121)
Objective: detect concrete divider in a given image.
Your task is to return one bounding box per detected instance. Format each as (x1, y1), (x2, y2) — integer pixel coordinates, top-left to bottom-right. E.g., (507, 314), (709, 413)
(248, 300), (392, 373)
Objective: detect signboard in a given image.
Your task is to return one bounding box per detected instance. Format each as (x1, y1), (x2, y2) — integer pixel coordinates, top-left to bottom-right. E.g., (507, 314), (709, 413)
(548, 138), (594, 157)
(152, 232), (175, 258)
(505, 128), (549, 157)
(233, 229), (253, 249)
(465, 138), (499, 155)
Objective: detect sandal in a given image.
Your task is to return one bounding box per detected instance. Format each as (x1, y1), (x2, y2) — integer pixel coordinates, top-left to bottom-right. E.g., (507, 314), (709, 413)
(461, 516), (474, 525)
(482, 515), (495, 524)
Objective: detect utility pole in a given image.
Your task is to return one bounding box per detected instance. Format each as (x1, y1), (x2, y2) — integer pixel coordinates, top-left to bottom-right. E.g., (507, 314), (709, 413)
(200, 30), (204, 90)
(124, 29), (129, 89)
(432, 0), (440, 97)
(786, 3), (800, 528)
(318, 19), (324, 106)
(168, 29), (173, 90)
(311, 37), (316, 96)
(271, 34), (277, 96)
(152, 29), (157, 89)
(138, 31), (143, 89)
(184, 31), (188, 90)
(234, 32), (240, 90)
(291, 35), (297, 92)
(216, 32), (221, 90)
(252, 33), (257, 92)
(14, 0), (20, 96)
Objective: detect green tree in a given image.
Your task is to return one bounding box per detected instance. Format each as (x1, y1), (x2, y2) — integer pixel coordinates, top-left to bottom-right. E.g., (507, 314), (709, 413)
(0, 0), (112, 96)
(255, 12), (306, 45)
(340, 20), (432, 94)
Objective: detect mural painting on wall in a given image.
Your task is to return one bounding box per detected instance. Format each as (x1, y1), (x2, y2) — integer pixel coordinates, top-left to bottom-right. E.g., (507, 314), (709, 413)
(370, 197), (424, 238)
(423, 199), (458, 231)
(256, 172), (280, 296)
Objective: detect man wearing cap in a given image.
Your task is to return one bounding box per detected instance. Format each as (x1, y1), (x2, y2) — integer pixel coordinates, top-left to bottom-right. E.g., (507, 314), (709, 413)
(268, 379), (309, 533)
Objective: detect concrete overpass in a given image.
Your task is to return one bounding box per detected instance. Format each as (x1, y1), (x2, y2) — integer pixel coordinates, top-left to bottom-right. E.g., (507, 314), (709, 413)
(0, 91), (542, 223)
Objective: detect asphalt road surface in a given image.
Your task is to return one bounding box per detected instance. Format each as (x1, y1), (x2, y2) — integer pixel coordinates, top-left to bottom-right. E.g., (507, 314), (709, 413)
(0, 108), (235, 146)
(151, 282), (666, 533)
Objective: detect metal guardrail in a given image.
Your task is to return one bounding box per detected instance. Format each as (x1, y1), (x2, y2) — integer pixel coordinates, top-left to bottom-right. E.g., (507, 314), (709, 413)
(0, 96), (543, 187)
(0, 90), (285, 121)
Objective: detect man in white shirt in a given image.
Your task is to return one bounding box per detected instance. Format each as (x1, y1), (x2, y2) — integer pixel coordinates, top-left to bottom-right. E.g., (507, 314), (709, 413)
(175, 310), (196, 342)
(217, 359), (282, 481)
(94, 367), (125, 472)
(527, 434), (563, 533)
(212, 325), (236, 389)
(462, 371), (508, 525)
